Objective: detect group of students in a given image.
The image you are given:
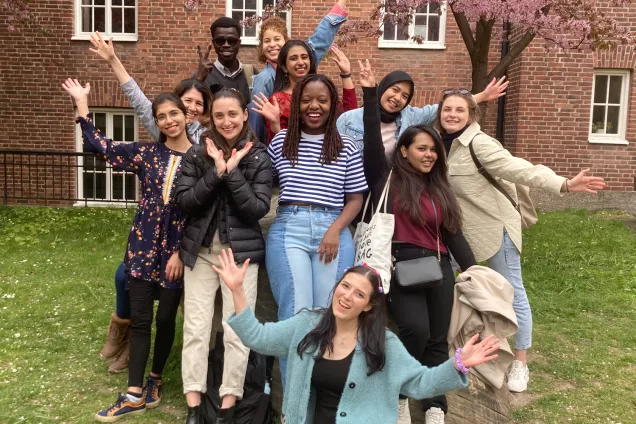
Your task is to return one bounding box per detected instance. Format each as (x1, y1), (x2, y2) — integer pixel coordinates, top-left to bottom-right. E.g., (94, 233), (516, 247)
(63, 2), (606, 423)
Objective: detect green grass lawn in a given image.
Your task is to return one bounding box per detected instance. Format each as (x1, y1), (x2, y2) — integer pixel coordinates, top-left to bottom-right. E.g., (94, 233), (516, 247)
(0, 206), (635, 423)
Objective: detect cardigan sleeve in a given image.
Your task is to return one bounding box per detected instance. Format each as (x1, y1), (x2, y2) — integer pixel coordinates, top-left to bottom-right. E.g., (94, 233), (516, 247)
(442, 228), (476, 272)
(120, 78), (161, 142)
(342, 87), (358, 112)
(387, 335), (468, 399)
(472, 134), (566, 194)
(362, 86), (389, 191)
(226, 307), (310, 358)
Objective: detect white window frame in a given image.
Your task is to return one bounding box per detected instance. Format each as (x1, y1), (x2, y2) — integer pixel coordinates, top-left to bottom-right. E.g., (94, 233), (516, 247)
(378, 2), (446, 50)
(74, 109), (140, 206)
(225, 0), (292, 46)
(589, 69), (631, 145)
(72, 0), (138, 42)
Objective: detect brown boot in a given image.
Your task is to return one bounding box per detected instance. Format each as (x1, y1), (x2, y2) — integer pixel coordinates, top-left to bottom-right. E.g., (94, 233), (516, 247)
(99, 313), (130, 359)
(108, 331), (130, 373)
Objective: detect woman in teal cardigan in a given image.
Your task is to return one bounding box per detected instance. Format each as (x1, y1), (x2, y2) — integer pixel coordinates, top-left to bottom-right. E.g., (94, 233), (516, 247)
(211, 249), (500, 424)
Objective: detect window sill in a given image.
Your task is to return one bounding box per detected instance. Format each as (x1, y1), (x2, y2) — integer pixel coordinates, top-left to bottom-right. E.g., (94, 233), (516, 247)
(72, 34), (138, 42)
(588, 137), (629, 145)
(73, 200), (138, 208)
(378, 43), (446, 50)
(240, 38), (258, 46)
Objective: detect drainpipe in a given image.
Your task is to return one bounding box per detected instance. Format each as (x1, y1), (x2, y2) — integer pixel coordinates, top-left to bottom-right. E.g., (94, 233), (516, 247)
(496, 21), (510, 144)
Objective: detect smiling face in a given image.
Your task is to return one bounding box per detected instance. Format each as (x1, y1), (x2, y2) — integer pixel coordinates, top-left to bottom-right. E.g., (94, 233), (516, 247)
(401, 131), (438, 174)
(332, 272), (374, 321)
(299, 80), (331, 135)
(180, 88), (205, 124)
(212, 97), (248, 145)
(283, 45), (311, 81)
(380, 81), (412, 113)
(155, 101), (187, 139)
(440, 95), (470, 133)
(212, 26), (241, 66)
(262, 28), (286, 62)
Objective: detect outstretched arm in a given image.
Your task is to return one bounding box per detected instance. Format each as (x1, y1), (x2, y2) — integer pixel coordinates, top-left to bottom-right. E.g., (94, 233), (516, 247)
(307, 0), (349, 65)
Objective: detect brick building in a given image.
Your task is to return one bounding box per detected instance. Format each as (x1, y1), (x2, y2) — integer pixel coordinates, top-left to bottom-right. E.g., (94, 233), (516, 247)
(0, 0), (634, 205)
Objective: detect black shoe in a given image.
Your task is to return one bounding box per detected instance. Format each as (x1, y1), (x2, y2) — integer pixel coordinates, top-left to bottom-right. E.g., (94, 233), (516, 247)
(186, 405), (201, 424)
(215, 406), (235, 424)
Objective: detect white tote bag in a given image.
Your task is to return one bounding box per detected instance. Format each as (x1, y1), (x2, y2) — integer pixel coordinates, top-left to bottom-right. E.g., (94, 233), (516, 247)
(353, 171), (395, 293)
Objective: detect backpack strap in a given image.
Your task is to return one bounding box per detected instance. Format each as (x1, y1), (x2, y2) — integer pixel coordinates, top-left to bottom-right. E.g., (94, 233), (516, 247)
(468, 141), (519, 210)
(243, 64), (255, 97)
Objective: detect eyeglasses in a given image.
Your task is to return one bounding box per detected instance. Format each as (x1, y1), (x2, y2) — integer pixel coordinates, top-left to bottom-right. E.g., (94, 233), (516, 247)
(213, 37), (240, 47)
(155, 110), (184, 124)
(442, 88), (472, 97)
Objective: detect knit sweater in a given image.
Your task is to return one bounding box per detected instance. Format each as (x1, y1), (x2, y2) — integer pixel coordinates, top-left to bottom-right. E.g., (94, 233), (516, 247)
(227, 308), (468, 424)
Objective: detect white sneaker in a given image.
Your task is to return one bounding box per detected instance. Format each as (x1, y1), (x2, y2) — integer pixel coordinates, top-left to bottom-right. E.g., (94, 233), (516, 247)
(425, 407), (445, 424)
(508, 360), (530, 392)
(397, 398), (411, 424)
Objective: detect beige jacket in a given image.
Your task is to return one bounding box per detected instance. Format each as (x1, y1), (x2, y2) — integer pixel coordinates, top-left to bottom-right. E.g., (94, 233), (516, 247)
(447, 122), (566, 261)
(448, 265), (518, 389)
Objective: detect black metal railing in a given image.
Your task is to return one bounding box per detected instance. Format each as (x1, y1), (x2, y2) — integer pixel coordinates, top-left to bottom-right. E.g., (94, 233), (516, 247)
(1, 150), (138, 207)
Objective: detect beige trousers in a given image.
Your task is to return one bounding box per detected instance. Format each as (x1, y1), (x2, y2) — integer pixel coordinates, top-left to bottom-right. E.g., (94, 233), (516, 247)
(181, 232), (258, 398)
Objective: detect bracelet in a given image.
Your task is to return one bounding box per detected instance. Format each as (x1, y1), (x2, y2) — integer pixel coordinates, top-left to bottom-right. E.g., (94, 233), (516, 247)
(454, 348), (470, 375)
(340, 73), (351, 79)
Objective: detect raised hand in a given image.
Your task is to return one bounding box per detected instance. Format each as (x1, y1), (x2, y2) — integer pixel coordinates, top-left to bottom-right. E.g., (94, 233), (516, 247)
(458, 334), (500, 369)
(206, 137), (227, 176)
(211, 248), (250, 293)
(196, 45), (215, 81)
(89, 31), (117, 63)
(358, 59), (376, 88)
(62, 78), (91, 103)
(476, 76), (509, 103)
(330, 45), (351, 75)
(226, 141), (254, 173)
(566, 169), (606, 194)
(252, 93), (280, 124)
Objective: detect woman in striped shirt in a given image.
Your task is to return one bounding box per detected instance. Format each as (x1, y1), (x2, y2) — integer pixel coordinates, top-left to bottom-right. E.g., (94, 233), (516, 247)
(266, 74), (368, 384)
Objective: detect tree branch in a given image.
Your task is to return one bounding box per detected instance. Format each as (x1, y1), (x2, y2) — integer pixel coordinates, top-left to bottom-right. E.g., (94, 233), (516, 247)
(451, 7), (476, 58)
(487, 29), (536, 79)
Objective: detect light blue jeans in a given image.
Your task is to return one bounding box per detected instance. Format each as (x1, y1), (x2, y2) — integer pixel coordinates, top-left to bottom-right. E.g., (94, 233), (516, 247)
(487, 230), (532, 350)
(266, 205), (354, 383)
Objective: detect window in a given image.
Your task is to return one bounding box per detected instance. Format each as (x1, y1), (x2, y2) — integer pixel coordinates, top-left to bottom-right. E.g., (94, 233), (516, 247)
(76, 110), (139, 204)
(379, 2), (446, 49)
(226, 0), (292, 45)
(589, 70), (631, 144)
(73, 0), (138, 41)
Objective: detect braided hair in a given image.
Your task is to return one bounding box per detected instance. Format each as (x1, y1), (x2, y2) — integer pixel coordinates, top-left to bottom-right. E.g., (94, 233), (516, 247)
(283, 74), (343, 166)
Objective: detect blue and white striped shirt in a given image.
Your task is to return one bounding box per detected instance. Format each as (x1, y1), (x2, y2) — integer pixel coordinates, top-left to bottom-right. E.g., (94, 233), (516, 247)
(268, 130), (368, 209)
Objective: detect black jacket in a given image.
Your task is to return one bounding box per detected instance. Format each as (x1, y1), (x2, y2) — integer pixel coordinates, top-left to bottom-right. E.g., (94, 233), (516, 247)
(175, 138), (273, 268)
(361, 86), (476, 270)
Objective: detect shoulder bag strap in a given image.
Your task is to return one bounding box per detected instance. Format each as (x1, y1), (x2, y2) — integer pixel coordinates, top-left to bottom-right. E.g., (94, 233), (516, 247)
(468, 141), (519, 210)
(429, 195), (441, 263)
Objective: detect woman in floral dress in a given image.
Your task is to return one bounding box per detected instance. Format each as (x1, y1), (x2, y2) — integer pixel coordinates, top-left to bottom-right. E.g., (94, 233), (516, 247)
(63, 78), (192, 422)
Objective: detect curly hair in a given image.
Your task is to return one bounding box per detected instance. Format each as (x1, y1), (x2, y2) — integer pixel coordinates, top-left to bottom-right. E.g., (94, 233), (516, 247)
(283, 74), (342, 166)
(257, 16), (289, 63)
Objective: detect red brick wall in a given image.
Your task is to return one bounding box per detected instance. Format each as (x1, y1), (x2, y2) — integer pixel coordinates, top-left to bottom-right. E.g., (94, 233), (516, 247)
(1, 0), (634, 197)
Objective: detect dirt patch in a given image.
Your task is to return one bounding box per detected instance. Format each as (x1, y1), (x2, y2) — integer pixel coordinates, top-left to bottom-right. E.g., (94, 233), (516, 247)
(510, 392), (542, 409)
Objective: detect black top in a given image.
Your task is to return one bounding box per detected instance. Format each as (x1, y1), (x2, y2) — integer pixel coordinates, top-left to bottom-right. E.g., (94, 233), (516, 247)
(199, 66), (251, 107)
(311, 349), (355, 424)
(361, 86), (476, 271)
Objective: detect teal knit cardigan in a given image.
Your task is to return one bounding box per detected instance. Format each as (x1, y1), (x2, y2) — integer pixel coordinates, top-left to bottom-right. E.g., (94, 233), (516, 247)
(227, 308), (468, 424)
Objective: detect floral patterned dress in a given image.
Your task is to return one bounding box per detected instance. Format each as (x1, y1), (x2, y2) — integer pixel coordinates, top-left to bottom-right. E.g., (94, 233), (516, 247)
(77, 115), (188, 289)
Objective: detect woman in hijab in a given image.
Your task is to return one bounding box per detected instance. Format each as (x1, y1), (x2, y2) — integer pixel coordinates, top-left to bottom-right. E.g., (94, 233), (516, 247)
(336, 71), (508, 159)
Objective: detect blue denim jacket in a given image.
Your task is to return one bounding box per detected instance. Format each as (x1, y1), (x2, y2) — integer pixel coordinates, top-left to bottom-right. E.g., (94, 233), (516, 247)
(336, 103), (439, 153)
(249, 11), (348, 143)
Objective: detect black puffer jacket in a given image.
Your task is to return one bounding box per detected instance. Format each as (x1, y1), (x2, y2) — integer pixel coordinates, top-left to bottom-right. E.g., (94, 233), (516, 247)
(175, 139), (273, 268)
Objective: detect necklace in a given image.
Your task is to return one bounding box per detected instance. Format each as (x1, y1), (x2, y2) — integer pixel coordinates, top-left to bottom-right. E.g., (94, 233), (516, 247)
(335, 327), (358, 346)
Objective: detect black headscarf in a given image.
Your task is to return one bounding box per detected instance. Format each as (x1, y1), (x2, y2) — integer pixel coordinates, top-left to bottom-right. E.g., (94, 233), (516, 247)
(377, 71), (415, 123)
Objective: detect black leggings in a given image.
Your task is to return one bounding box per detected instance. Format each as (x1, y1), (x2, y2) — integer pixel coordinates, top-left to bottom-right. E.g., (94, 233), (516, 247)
(388, 244), (455, 414)
(127, 277), (182, 388)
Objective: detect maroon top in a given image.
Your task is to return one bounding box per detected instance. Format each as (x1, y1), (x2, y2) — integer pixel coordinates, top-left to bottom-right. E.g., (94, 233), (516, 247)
(392, 192), (448, 253)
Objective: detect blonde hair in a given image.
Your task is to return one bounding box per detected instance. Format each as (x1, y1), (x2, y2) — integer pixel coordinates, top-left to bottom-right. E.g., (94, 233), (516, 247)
(257, 16), (289, 63)
(435, 90), (480, 133)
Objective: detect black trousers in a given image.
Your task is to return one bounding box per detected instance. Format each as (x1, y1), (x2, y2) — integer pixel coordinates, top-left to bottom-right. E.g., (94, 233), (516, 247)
(127, 277), (183, 388)
(388, 244), (455, 414)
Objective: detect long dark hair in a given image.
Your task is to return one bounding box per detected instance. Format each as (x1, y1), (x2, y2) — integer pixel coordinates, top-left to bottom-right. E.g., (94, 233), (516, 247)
(151, 93), (193, 144)
(272, 40), (317, 93)
(206, 87), (254, 159)
(283, 74), (342, 165)
(173, 79), (213, 127)
(296, 266), (387, 376)
(391, 125), (463, 233)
